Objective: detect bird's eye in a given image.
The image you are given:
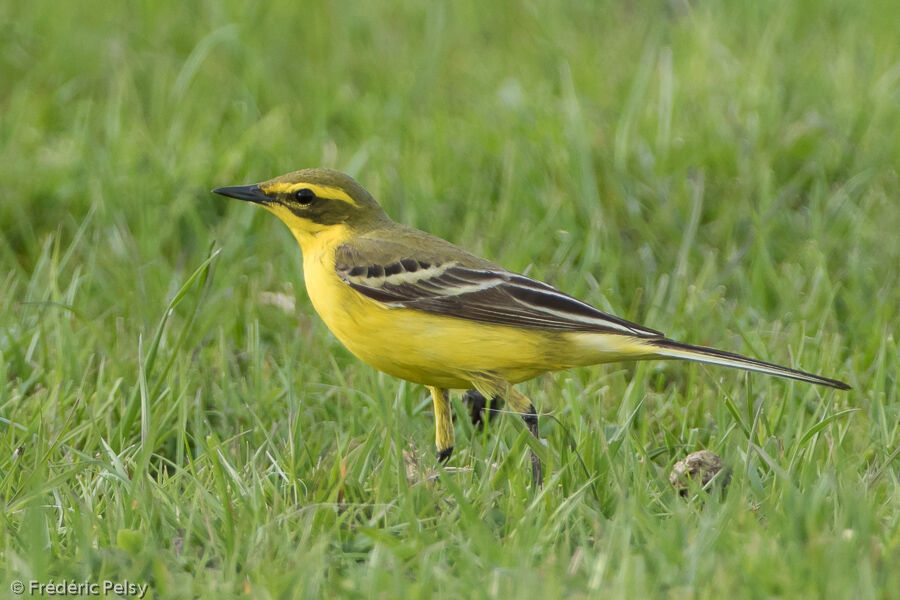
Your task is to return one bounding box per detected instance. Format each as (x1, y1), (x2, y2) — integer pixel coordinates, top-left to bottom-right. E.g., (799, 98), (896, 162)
(294, 188), (316, 206)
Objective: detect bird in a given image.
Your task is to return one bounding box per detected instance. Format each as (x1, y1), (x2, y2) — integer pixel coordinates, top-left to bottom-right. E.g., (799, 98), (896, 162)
(213, 168), (850, 487)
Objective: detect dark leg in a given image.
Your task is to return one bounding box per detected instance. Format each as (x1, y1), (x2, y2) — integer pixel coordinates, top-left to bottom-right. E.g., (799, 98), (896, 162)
(462, 390), (503, 427)
(471, 380), (543, 489)
(522, 404), (543, 488)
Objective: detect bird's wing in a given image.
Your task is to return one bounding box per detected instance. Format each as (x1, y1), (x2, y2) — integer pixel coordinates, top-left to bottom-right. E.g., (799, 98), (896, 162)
(334, 235), (663, 337)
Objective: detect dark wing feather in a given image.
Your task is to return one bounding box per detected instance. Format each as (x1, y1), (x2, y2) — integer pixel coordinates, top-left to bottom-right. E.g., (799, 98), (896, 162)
(334, 240), (662, 337)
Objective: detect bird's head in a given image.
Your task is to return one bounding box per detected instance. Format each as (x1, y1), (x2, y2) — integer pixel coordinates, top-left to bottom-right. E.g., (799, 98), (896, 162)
(213, 168), (389, 249)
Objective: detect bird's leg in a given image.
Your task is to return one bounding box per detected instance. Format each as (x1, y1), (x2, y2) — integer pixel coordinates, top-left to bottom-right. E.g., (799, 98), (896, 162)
(428, 386), (454, 462)
(472, 378), (543, 489)
(462, 389), (503, 427)
(508, 388), (543, 489)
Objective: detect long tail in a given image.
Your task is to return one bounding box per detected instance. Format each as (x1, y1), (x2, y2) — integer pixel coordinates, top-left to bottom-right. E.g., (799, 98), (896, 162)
(647, 338), (850, 390)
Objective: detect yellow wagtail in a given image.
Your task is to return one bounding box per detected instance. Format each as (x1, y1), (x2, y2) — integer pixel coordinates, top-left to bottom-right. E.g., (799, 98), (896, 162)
(214, 168), (850, 486)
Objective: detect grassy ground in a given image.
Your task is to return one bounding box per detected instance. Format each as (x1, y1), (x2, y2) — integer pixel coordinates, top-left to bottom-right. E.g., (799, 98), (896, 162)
(2, 0), (899, 597)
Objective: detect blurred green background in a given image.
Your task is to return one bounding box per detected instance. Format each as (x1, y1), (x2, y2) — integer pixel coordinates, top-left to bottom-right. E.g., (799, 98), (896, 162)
(1, 0), (898, 597)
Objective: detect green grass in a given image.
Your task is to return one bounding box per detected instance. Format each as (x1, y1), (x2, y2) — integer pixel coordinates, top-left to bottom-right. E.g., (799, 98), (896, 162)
(2, 0), (899, 597)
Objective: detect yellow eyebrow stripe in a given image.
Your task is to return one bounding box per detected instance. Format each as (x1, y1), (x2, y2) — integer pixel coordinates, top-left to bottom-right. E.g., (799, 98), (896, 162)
(261, 182), (358, 206)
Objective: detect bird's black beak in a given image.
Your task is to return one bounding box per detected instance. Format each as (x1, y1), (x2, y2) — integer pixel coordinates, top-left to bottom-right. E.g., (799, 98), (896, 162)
(212, 184), (270, 205)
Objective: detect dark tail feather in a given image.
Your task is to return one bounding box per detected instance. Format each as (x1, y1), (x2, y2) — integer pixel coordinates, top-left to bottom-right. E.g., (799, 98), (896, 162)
(648, 338), (850, 390)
